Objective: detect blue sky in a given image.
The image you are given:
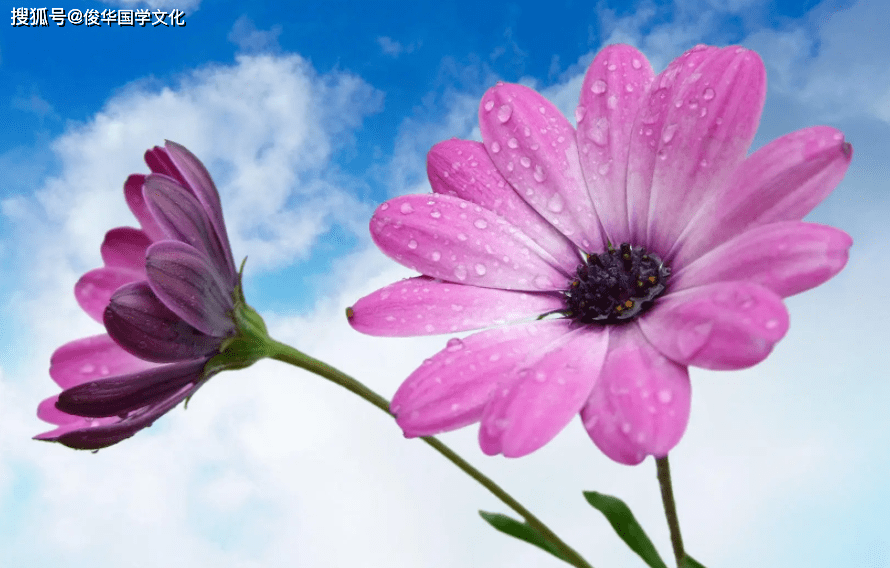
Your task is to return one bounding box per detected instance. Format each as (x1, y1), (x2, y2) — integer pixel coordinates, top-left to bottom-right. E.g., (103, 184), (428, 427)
(1, 0), (888, 567)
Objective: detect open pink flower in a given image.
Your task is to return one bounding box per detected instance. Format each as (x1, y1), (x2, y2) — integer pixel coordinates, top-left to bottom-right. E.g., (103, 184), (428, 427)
(348, 45), (852, 464)
(36, 141), (244, 450)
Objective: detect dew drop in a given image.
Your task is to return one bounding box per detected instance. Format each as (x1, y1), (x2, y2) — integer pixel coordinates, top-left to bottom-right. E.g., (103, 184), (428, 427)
(632, 58), (642, 69)
(703, 87), (715, 100)
(591, 79), (607, 94)
(407, 239), (418, 250)
(474, 263), (487, 276)
(99, 365), (110, 376)
(424, 323), (435, 333)
(625, 84), (634, 93)
(519, 156), (531, 168)
(474, 219), (488, 229)
(661, 123), (678, 144)
(497, 104), (513, 123)
(607, 95), (618, 109)
(575, 106), (586, 123)
(484, 100), (495, 112)
(454, 265), (468, 281)
(587, 117), (609, 146)
(534, 371), (547, 383)
(546, 193), (564, 213)
(431, 251), (441, 261)
(457, 233), (468, 241)
(507, 137), (519, 149)
(80, 363), (95, 374)
(597, 162), (610, 176)
(765, 319), (779, 330)
(533, 275), (552, 289)
(379, 203), (389, 211)
(430, 210), (442, 219)
(450, 304), (464, 311)
(533, 165), (546, 182)
(621, 422), (632, 434)
(491, 141), (501, 153)
(446, 337), (465, 352)
(657, 389), (673, 404)
(400, 202), (414, 214)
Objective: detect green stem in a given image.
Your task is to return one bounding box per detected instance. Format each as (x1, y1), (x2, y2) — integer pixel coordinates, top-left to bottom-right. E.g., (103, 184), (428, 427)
(268, 339), (593, 568)
(655, 455), (685, 567)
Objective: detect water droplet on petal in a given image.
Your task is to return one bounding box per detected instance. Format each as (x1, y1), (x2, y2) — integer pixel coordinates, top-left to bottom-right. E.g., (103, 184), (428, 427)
(546, 193), (564, 213)
(474, 219), (488, 229)
(534, 371), (547, 382)
(519, 156), (531, 168)
(591, 79), (607, 94)
(607, 95), (618, 109)
(457, 233), (467, 241)
(497, 104), (512, 123)
(454, 265), (468, 281)
(533, 275), (552, 289)
(765, 319), (779, 330)
(661, 123), (678, 144)
(400, 202), (414, 214)
(407, 239), (418, 249)
(431, 251), (441, 261)
(632, 58), (642, 69)
(575, 106), (586, 123)
(474, 263), (487, 276)
(446, 337), (464, 352)
(507, 138), (519, 149)
(598, 162), (610, 176)
(430, 210), (442, 219)
(533, 165), (546, 182)
(491, 141), (501, 153)
(379, 203), (389, 211)
(80, 364), (95, 374)
(621, 422), (632, 434)
(484, 100), (495, 112)
(587, 117), (609, 146)
(703, 87), (715, 100)
(657, 389), (673, 404)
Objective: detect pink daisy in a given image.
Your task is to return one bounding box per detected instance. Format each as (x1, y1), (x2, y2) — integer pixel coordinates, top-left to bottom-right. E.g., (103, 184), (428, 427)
(348, 44), (852, 464)
(36, 141), (242, 450)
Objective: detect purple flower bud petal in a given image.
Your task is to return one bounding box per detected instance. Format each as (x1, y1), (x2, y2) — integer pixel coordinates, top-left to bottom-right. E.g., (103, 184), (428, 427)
(104, 281), (221, 363)
(143, 174), (234, 283)
(124, 174), (166, 242)
(100, 227), (151, 270)
(56, 359), (206, 418)
(145, 241), (236, 337)
(164, 141), (237, 280)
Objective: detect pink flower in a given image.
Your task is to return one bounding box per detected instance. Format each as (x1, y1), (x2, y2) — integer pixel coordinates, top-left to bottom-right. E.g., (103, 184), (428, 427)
(348, 45), (853, 464)
(36, 141), (249, 450)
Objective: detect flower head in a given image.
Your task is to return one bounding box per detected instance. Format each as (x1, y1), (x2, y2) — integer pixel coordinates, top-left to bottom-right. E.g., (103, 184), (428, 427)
(36, 141), (269, 450)
(348, 45), (853, 464)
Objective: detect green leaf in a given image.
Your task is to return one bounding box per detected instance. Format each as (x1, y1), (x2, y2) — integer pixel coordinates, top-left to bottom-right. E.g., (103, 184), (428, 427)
(478, 511), (573, 565)
(583, 491), (669, 568)
(680, 555), (706, 568)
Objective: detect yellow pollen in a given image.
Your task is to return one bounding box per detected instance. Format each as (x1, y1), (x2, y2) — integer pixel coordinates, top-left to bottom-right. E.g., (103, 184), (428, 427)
(648, 276), (657, 283)
(345, 306), (355, 319)
(624, 300), (634, 308)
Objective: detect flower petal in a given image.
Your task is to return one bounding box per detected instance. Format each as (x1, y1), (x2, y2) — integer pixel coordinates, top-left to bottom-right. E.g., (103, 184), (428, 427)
(143, 174), (233, 282)
(348, 276), (564, 336)
(626, 45), (765, 252)
(479, 83), (605, 252)
(371, 194), (569, 291)
(479, 322), (609, 457)
(50, 334), (158, 389)
(144, 145), (189, 186)
(100, 227), (151, 270)
(639, 282), (788, 370)
(673, 221), (853, 298)
(576, 44), (654, 244)
(124, 174), (166, 242)
(56, 359), (206, 418)
(580, 324), (690, 465)
(103, 281), (221, 363)
(36, 382), (202, 450)
(392, 320), (573, 437)
(74, 266), (144, 322)
(428, 139), (580, 269)
(164, 141), (237, 280)
(672, 126), (853, 266)
(145, 241), (236, 337)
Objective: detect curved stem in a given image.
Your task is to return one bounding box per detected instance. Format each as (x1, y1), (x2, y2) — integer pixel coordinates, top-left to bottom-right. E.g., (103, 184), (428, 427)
(655, 455), (685, 567)
(268, 339), (593, 568)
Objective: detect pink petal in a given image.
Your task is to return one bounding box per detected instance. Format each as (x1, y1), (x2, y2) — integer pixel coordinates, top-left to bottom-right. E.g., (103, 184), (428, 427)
(124, 174), (166, 242)
(164, 141), (237, 280)
(50, 334), (158, 389)
(145, 241), (235, 337)
(638, 282), (789, 370)
(479, 83), (605, 252)
(348, 276), (565, 336)
(100, 227), (151, 270)
(672, 221), (853, 298)
(370, 194), (569, 291)
(428, 139), (580, 270)
(74, 266), (144, 322)
(580, 324), (690, 465)
(35, 395), (118, 438)
(672, 126), (853, 266)
(392, 320), (573, 437)
(626, 45), (765, 252)
(479, 323), (609, 457)
(144, 145), (189, 186)
(576, 44), (654, 244)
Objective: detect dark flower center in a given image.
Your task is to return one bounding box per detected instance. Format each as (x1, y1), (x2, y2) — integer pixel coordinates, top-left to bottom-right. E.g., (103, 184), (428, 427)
(564, 243), (671, 324)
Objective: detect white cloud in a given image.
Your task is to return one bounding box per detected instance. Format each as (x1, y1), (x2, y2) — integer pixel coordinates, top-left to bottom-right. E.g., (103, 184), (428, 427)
(377, 36), (419, 58)
(228, 15), (282, 54)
